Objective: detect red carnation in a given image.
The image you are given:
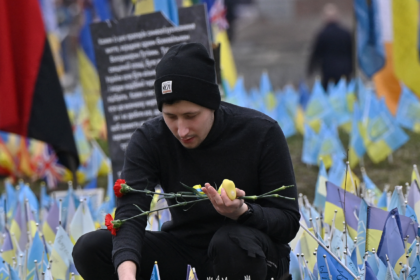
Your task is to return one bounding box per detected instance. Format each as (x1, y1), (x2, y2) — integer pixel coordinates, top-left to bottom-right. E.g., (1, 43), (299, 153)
(114, 179), (130, 198)
(105, 214), (123, 236)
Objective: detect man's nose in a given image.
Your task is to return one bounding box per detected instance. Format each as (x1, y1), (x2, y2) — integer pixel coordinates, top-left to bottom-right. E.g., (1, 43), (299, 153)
(178, 121), (189, 138)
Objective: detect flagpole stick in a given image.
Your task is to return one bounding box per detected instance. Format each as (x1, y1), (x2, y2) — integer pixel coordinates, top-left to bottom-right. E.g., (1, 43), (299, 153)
(301, 254), (315, 280)
(296, 253), (304, 280)
(4, 197), (7, 226)
(323, 255), (333, 280)
(59, 199), (62, 226)
(3, 260), (9, 276)
(34, 260), (41, 280)
(299, 221), (358, 279)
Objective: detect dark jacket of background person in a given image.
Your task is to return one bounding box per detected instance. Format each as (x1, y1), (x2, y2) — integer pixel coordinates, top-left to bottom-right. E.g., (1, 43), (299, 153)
(307, 22), (354, 90)
(113, 101), (300, 270)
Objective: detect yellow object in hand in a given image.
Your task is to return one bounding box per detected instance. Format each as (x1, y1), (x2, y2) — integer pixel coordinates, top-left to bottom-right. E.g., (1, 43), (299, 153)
(217, 179), (236, 200)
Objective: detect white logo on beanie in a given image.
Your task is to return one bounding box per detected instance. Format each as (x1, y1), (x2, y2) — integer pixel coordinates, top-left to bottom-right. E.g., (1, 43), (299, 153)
(162, 81), (172, 94)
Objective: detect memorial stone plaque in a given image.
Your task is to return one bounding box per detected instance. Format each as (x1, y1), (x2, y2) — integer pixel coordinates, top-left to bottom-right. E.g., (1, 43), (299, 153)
(90, 5), (212, 180)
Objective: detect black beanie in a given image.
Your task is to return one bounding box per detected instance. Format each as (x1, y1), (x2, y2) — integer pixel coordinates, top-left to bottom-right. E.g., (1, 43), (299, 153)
(154, 43), (221, 111)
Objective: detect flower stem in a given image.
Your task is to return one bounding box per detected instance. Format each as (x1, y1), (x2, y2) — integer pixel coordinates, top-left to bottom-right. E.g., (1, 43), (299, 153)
(122, 187), (295, 223)
(124, 197), (210, 222)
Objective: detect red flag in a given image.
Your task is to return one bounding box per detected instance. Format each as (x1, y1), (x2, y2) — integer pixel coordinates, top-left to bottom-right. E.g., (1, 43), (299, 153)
(0, 0), (79, 170)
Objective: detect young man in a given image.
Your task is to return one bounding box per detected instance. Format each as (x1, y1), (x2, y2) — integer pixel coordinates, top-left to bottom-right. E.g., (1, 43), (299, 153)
(73, 43), (299, 280)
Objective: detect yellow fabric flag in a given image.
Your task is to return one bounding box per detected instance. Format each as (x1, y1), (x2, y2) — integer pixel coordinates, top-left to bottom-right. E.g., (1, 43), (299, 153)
(392, 0), (420, 97)
(78, 49), (106, 139)
(134, 0), (155, 15)
(215, 30), (237, 89)
(48, 33), (65, 78)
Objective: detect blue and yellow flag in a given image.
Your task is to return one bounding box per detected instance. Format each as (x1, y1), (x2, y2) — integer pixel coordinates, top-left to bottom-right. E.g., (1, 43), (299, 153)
(408, 181), (420, 221)
(1, 228), (15, 265)
(275, 96), (296, 138)
(317, 123), (346, 169)
(366, 206), (388, 252)
(377, 209), (406, 275)
(27, 231), (48, 280)
(354, 0), (385, 78)
(349, 102), (366, 168)
(324, 182), (362, 239)
(329, 78), (351, 127)
(395, 86), (420, 133)
(301, 125), (321, 165)
(305, 80), (333, 132)
(356, 199), (368, 267)
(359, 92), (409, 163)
(316, 246), (355, 280)
(313, 159), (328, 211)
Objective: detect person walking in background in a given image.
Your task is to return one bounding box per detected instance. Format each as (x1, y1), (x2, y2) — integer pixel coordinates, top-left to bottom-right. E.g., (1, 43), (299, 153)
(307, 3), (354, 91)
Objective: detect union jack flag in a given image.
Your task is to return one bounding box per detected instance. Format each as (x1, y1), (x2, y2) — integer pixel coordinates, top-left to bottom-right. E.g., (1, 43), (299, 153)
(36, 145), (65, 188)
(209, 0), (229, 30)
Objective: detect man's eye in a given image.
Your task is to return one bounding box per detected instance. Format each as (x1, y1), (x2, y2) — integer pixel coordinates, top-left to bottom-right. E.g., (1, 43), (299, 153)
(185, 114), (197, 119)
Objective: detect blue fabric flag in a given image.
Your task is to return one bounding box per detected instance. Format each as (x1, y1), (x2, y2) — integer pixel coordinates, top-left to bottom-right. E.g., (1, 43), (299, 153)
(313, 159), (328, 210)
(282, 85), (299, 119)
(377, 208), (406, 275)
(298, 81), (311, 110)
(150, 262), (161, 280)
(354, 0), (385, 77)
(84, 177), (98, 189)
(317, 123), (346, 168)
(316, 245), (355, 280)
(155, 0), (179, 26)
(366, 261), (378, 280)
(301, 125), (321, 165)
(275, 100), (296, 138)
(407, 255), (420, 280)
(327, 154), (346, 187)
(356, 199), (368, 267)
(305, 80), (333, 129)
(395, 85), (420, 133)
(289, 250), (302, 280)
(405, 204), (418, 223)
(329, 78), (351, 126)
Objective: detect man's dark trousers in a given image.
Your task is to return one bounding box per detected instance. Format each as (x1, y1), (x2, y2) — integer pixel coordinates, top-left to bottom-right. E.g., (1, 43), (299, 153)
(73, 224), (291, 280)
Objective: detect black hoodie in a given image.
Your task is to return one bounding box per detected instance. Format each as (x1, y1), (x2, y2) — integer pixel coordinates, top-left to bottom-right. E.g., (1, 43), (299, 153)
(113, 101), (300, 270)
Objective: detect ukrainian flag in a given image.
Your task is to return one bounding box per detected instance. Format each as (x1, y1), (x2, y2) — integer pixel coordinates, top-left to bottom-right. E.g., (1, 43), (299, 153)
(304, 80), (333, 133)
(324, 182), (362, 239)
(50, 226), (74, 280)
(317, 123), (346, 169)
(1, 228), (15, 265)
(377, 209), (406, 275)
(42, 201), (59, 244)
(313, 159), (328, 211)
(408, 180), (420, 221)
(329, 77), (351, 128)
(395, 86), (420, 133)
(348, 102), (366, 168)
(359, 92), (409, 163)
(366, 206), (388, 252)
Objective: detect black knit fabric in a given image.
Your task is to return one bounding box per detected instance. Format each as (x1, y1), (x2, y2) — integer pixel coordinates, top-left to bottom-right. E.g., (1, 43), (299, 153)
(154, 43), (221, 111)
(112, 102), (300, 272)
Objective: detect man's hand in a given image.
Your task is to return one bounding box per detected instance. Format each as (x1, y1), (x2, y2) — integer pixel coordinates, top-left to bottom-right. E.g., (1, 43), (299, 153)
(201, 183), (248, 220)
(117, 261), (137, 280)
